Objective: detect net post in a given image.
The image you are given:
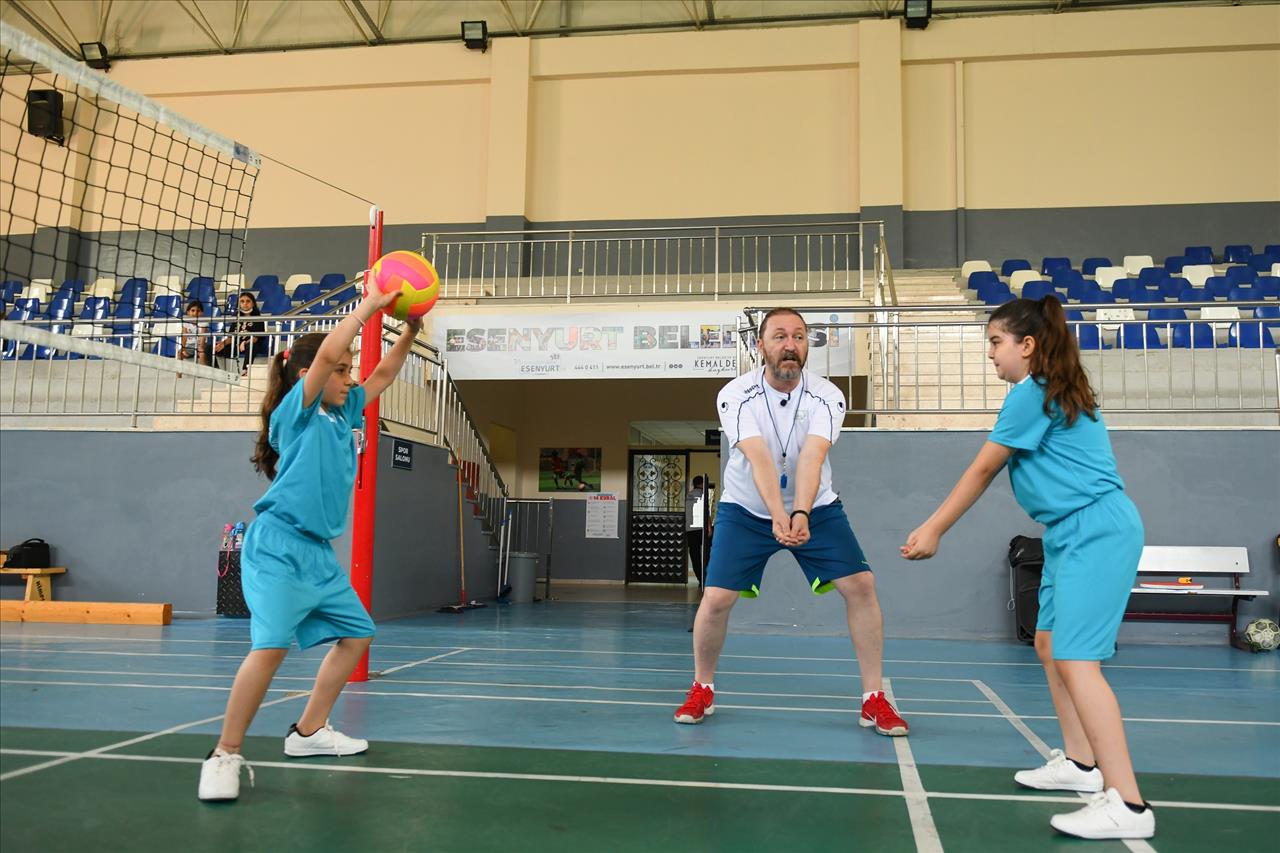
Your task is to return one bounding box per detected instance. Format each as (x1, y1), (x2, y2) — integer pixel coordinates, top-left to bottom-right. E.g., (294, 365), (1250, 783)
(350, 206), (383, 682)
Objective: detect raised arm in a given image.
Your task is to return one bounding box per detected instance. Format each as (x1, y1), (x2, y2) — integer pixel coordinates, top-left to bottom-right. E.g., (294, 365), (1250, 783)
(360, 316), (423, 403)
(901, 440), (1014, 560)
(302, 291), (398, 408)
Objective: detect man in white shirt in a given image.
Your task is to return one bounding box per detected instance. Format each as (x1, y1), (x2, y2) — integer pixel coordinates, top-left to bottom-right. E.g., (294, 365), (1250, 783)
(684, 475), (712, 587)
(672, 308), (909, 737)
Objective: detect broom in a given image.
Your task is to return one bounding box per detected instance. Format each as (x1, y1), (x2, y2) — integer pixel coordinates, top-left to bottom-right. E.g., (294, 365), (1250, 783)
(439, 457), (485, 613)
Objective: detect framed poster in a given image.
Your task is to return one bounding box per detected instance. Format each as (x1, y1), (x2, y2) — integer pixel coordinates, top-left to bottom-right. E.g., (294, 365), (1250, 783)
(539, 447), (601, 492)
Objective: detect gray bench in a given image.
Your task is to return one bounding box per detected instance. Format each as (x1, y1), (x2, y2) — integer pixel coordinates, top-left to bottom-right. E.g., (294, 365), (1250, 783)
(1125, 546), (1269, 649)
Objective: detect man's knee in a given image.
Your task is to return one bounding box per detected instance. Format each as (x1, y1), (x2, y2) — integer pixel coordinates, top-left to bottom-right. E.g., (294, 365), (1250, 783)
(834, 571), (877, 602)
(1034, 630), (1054, 664)
(699, 587), (740, 615)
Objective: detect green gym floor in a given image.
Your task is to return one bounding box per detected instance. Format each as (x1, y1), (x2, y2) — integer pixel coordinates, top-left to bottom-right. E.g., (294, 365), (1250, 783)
(2, 602), (1277, 852)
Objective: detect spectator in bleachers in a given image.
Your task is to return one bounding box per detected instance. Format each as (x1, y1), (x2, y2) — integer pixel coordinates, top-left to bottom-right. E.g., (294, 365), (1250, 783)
(214, 291), (270, 376)
(177, 299), (210, 376)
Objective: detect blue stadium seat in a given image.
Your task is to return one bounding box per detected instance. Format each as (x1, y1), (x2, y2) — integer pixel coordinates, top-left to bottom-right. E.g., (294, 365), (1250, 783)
(1066, 278), (1098, 302)
(1146, 307), (1185, 346)
(1253, 276), (1278, 298)
(1265, 244), (1280, 258)
(333, 286), (358, 303)
(262, 293), (292, 316)
(982, 290), (1015, 306)
(110, 301), (144, 349)
(292, 283), (322, 304)
(1204, 277), (1232, 299)
(1222, 244), (1253, 264)
(1111, 279), (1135, 301)
(1001, 259), (1031, 277)
(1249, 254), (1278, 273)
(1171, 321), (1215, 349)
(1163, 255), (1186, 273)
(251, 274), (279, 293)
(186, 276), (215, 307)
(1081, 257), (1112, 276)
(1225, 266), (1257, 286)
(1, 305), (39, 359)
(1178, 287), (1211, 302)
(1067, 311), (1108, 350)
(967, 270), (1000, 291)
(1183, 245), (1214, 265)
(1120, 322), (1164, 350)
(1, 281), (22, 302)
(1253, 305), (1280, 331)
(56, 279), (85, 303)
(1089, 290), (1116, 304)
(1136, 267), (1168, 285)
(1021, 280), (1056, 300)
(1228, 321), (1276, 349)
(318, 272), (348, 292)
(1159, 276), (1189, 300)
(1041, 257), (1072, 277)
(120, 277), (149, 305)
(1227, 286), (1258, 302)
(1129, 285), (1163, 304)
(151, 295), (183, 358)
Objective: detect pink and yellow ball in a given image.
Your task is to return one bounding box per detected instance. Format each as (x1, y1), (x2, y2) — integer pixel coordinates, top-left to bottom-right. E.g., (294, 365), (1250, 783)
(369, 250), (440, 321)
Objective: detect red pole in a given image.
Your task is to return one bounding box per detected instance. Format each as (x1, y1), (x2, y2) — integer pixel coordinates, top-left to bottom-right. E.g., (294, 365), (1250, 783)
(349, 206), (383, 682)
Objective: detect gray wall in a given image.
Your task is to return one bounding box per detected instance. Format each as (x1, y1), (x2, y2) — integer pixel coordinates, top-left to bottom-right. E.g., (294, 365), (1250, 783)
(548, 497), (628, 582)
(728, 429), (1280, 644)
(0, 430), (492, 619)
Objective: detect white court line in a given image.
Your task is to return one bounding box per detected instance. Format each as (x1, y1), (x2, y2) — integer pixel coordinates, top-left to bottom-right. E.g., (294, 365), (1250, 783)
(0, 666), (992, 703)
(2, 749), (1274, 814)
(974, 679), (1158, 853)
(4, 679), (1277, 727)
(4, 638), (1275, 673)
(372, 648), (469, 676)
(0, 692), (308, 783)
(883, 677), (943, 852)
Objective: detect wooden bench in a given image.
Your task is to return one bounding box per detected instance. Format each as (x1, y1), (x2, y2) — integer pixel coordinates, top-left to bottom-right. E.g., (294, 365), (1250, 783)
(1125, 545), (1269, 649)
(0, 567), (66, 601)
(0, 600), (171, 625)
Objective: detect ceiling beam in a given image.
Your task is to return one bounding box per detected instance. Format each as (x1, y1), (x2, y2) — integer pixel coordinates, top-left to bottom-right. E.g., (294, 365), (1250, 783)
(231, 0), (249, 49)
(704, 0), (716, 24)
(498, 0), (523, 36)
(7, 0), (81, 58)
(349, 0), (385, 43)
(336, 0), (373, 45)
(526, 0), (545, 33)
(679, 0), (703, 30)
(43, 0), (82, 50)
(174, 0), (227, 52)
(97, 0), (114, 43)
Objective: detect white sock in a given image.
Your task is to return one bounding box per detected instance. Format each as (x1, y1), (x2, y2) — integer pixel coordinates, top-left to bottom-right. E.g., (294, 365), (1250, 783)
(696, 681), (715, 692)
(862, 690), (881, 702)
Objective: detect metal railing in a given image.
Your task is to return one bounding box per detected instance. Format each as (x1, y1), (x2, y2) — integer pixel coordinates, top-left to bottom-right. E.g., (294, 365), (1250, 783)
(422, 221), (885, 302)
(738, 302), (1280, 423)
(498, 498), (555, 601)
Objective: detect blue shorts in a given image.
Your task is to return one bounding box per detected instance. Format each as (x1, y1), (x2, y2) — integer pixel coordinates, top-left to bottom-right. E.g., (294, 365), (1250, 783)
(241, 512), (376, 651)
(705, 501), (870, 597)
(1037, 490), (1143, 661)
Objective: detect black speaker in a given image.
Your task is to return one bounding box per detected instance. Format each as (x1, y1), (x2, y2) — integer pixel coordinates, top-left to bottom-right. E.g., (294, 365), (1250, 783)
(26, 89), (64, 145)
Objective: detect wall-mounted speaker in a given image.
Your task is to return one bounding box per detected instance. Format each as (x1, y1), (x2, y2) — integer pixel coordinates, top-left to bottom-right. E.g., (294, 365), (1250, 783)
(26, 89), (65, 145)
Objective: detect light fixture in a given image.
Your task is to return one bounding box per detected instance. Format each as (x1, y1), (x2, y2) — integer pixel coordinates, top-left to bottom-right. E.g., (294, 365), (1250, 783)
(461, 21), (489, 52)
(79, 41), (110, 71)
(904, 0), (932, 30)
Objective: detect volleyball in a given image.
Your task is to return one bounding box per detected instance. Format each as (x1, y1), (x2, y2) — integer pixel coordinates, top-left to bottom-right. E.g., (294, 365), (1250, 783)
(369, 250), (440, 321)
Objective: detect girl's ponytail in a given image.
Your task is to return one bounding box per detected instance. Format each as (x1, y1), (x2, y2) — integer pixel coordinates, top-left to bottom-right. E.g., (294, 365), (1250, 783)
(989, 296), (1097, 425)
(250, 332), (327, 479)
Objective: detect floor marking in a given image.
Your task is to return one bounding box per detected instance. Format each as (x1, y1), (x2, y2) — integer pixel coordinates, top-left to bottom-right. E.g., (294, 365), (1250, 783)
(372, 648), (469, 676)
(5, 639), (1274, 674)
(974, 680), (1158, 853)
(2, 748), (1275, 813)
(0, 692), (308, 783)
(4, 679), (1276, 727)
(883, 678), (944, 852)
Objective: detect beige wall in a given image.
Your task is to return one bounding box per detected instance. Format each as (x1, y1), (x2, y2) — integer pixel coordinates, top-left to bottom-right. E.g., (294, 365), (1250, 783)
(6, 4), (1277, 236)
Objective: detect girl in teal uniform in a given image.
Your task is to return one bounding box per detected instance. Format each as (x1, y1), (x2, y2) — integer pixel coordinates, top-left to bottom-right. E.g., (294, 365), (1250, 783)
(199, 288), (418, 802)
(901, 296), (1153, 841)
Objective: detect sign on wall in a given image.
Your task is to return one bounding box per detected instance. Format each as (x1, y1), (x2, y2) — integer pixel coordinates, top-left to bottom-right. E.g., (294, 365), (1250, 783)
(431, 309), (858, 380)
(585, 494), (619, 539)
(391, 439), (413, 470)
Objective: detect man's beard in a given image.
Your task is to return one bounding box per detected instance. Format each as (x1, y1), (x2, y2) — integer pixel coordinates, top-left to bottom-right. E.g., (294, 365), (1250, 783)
(767, 350), (804, 382)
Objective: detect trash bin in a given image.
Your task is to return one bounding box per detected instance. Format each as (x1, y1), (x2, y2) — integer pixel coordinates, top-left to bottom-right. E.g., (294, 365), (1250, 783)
(508, 551), (539, 603)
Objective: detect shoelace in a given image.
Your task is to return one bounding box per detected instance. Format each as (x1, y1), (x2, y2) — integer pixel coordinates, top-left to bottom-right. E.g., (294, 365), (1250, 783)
(217, 752), (255, 788)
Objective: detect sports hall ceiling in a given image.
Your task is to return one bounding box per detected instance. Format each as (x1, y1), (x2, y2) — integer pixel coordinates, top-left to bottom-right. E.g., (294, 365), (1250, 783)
(2, 1), (1271, 62)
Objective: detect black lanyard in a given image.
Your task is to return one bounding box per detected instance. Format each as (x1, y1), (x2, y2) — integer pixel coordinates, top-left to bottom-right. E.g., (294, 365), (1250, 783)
(761, 367), (804, 488)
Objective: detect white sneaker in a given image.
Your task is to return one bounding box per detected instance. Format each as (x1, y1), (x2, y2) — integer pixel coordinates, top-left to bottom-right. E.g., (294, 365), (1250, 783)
(1051, 788), (1155, 840)
(284, 722), (369, 757)
(198, 749), (254, 801)
(1014, 748), (1104, 792)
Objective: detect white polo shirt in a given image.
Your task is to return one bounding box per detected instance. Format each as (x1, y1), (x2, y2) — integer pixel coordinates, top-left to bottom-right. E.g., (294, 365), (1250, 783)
(716, 367), (845, 519)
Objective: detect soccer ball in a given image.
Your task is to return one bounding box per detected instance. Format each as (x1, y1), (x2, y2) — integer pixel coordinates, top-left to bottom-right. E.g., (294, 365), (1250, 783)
(1242, 618), (1280, 652)
(369, 250), (440, 321)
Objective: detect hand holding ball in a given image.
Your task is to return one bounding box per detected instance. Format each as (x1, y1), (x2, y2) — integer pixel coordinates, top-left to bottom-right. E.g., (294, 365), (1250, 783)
(369, 250), (440, 321)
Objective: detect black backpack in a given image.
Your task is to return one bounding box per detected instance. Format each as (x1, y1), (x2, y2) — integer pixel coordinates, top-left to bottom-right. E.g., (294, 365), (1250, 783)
(6, 538), (51, 568)
(1007, 535), (1044, 644)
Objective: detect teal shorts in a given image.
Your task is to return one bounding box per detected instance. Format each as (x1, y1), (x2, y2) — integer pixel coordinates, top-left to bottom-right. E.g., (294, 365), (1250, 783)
(1037, 490), (1143, 661)
(241, 512), (376, 651)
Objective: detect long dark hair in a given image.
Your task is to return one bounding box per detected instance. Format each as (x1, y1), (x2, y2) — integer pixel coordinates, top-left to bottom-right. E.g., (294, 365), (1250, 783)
(252, 332), (326, 479)
(989, 296), (1097, 426)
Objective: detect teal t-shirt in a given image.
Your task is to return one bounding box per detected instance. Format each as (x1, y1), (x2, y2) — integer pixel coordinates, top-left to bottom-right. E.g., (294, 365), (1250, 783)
(253, 380), (366, 541)
(989, 376), (1124, 525)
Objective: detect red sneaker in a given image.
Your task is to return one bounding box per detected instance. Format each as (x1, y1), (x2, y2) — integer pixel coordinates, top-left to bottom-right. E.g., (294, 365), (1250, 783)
(673, 682), (715, 724)
(859, 691), (909, 736)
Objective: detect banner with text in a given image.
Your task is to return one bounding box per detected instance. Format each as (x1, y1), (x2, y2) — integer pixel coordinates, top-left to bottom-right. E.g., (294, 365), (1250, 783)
(431, 310), (857, 380)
